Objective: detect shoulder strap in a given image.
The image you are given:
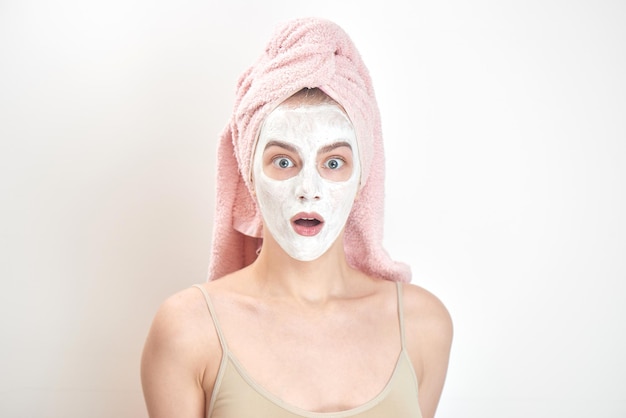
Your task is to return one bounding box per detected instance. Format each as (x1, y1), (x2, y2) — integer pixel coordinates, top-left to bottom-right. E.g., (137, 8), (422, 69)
(193, 284), (228, 353)
(396, 281), (407, 349)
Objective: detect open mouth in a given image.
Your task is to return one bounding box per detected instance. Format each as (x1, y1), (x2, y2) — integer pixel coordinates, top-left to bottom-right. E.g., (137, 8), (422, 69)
(294, 217), (322, 227)
(291, 213), (324, 236)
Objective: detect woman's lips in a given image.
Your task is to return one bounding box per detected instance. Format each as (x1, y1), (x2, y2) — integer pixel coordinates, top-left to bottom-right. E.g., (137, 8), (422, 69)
(291, 212), (324, 236)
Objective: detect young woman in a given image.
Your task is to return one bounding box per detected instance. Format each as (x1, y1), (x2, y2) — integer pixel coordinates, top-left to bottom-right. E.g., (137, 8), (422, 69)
(141, 17), (452, 418)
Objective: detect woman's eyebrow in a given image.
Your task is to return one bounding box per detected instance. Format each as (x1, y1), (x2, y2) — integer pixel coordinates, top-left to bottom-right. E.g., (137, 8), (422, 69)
(264, 140), (352, 154)
(264, 140), (298, 153)
(318, 141), (352, 154)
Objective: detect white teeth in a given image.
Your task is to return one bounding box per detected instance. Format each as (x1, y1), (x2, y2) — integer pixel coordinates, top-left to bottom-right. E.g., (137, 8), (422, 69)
(302, 217), (314, 220)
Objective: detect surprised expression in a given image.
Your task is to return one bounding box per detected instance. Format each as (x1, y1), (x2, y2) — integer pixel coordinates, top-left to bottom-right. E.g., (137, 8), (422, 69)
(252, 103), (361, 261)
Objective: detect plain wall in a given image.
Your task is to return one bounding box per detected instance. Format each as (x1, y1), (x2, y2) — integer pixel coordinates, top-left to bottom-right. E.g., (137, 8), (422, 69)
(1, 1), (624, 417)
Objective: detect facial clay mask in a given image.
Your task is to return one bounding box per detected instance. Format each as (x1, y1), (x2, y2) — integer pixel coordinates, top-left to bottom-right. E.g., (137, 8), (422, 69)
(252, 103), (361, 261)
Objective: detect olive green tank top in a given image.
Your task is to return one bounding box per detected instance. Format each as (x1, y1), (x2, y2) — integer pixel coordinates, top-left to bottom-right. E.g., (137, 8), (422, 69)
(194, 282), (423, 418)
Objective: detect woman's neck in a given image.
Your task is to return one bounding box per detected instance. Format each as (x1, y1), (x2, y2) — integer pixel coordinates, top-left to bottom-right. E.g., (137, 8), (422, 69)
(247, 240), (364, 306)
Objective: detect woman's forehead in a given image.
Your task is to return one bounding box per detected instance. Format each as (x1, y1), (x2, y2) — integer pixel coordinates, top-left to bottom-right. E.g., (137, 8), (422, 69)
(261, 104), (354, 136)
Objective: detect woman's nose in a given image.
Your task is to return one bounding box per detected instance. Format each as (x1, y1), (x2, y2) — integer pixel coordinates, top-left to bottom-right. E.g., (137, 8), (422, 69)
(295, 166), (322, 201)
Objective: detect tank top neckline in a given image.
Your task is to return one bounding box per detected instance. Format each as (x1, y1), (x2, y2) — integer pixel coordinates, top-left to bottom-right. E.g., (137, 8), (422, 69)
(194, 282), (409, 417)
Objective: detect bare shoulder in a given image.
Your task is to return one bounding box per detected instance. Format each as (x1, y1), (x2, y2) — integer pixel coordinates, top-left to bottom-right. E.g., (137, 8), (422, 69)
(141, 284), (223, 418)
(143, 288), (217, 366)
(141, 284), (221, 390)
(146, 276), (243, 346)
(400, 282), (453, 418)
(401, 282), (453, 343)
(146, 285), (214, 349)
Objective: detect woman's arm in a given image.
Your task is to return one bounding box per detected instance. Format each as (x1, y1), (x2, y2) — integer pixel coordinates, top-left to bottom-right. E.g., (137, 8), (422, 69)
(404, 284), (454, 418)
(141, 289), (217, 418)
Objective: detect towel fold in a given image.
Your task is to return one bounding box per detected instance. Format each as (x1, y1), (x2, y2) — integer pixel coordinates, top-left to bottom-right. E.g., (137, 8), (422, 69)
(208, 17), (411, 283)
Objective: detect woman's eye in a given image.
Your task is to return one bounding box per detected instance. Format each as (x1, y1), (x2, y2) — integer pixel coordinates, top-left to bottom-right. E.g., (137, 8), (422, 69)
(272, 156), (295, 169)
(324, 158), (345, 170)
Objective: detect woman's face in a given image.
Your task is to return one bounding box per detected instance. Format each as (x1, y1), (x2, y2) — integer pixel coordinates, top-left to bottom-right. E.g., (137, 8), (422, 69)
(252, 102), (361, 261)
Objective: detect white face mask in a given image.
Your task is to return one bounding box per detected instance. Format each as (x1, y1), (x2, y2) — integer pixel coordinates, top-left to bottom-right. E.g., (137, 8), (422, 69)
(252, 103), (361, 261)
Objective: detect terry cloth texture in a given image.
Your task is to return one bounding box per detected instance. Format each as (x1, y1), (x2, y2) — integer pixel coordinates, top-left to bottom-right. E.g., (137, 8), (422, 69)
(207, 17), (411, 283)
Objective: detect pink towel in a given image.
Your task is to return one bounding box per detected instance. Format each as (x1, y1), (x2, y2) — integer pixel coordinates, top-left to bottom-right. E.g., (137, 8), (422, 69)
(208, 17), (411, 283)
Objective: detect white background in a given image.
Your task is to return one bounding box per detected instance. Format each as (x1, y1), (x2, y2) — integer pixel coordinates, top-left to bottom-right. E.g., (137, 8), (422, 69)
(1, 1), (625, 417)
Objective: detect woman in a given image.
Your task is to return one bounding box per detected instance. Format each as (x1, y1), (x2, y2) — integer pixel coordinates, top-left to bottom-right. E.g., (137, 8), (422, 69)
(141, 17), (452, 418)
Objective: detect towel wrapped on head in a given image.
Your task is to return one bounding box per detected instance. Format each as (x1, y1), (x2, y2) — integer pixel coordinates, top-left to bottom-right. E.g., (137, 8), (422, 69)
(208, 17), (411, 283)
